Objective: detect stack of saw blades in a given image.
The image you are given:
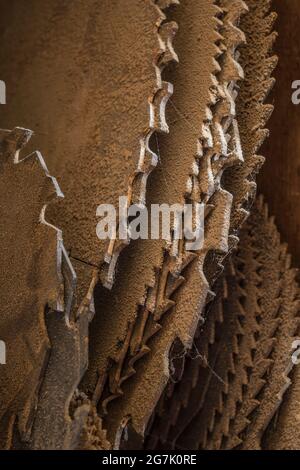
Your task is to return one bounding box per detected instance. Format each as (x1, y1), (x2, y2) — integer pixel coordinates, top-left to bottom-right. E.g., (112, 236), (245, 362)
(1, 0), (297, 452)
(146, 196), (300, 450)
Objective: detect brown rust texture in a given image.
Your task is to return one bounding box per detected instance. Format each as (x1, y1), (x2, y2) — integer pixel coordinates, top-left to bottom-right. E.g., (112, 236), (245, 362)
(264, 357), (300, 450)
(0, 0), (294, 452)
(82, 0), (219, 380)
(0, 128), (66, 449)
(146, 197), (300, 450)
(0, 0), (177, 449)
(0, 0), (165, 275)
(110, 0), (276, 446)
(28, 259), (96, 450)
(82, 0), (247, 444)
(145, 0), (278, 450)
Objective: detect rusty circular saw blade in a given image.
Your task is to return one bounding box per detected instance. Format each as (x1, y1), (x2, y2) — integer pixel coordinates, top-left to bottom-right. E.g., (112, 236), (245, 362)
(0, 127), (75, 449)
(0, 0), (177, 290)
(0, 0), (179, 449)
(27, 258), (99, 450)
